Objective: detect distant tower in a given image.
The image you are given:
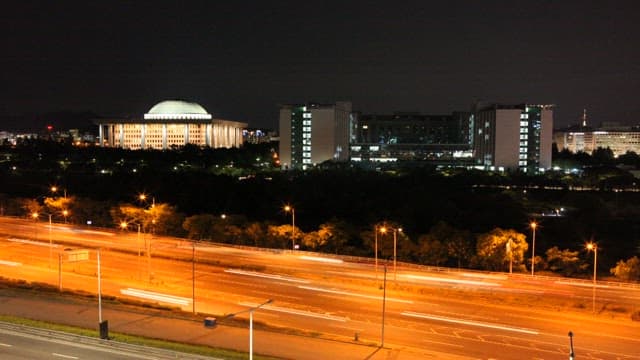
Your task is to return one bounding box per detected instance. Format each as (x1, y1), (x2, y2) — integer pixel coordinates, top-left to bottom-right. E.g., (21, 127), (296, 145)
(581, 109), (587, 127)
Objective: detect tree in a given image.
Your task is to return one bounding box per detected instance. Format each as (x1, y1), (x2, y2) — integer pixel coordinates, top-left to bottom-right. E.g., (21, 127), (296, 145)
(182, 214), (217, 240)
(428, 221), (473, 268)
(610, 256), (640, 281)
(245, 222), (266, 247)
(475, 228), (528, 272)
(415, 234), (447, 266)
(545, 246), (588, 276)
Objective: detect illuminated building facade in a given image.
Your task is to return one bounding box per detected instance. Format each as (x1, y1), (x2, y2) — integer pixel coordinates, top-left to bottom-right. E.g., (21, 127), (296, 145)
(554, 125), (640, 157)
(278, 101), (352, 170)
(96, 100), (247, 150)
(473, 103), (553, 172)
(349, 112), (473, 163)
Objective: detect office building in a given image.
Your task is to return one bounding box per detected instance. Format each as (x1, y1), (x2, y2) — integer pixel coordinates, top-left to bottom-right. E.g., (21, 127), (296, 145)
(554, 124), (640, 157)
(95, 100), (247, 150)
(278, 101), (352, 170)
(473, 103), (553, 172)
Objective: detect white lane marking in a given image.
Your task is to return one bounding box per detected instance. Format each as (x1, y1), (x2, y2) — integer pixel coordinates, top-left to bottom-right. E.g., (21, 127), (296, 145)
(298, 285), (414, 304)
(555, 281), (610, 289)
(238, 301), (348, 322)
(7, 238), (60, 248)
(403, 274), (501, 287)
(52, 353), (79, 359)
(401, 311), (539, 335)
(120, 288), (191, 306)
(298, 255), (344, 264)
(0, 342), (12, 347)
(0, 260), (21, 266)
(225, 269), (310, 284)
(421, 338), (465, 348)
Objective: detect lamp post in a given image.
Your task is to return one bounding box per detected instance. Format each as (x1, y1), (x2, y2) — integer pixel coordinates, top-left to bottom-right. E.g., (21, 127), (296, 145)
(586, 242), (598, 313)
(48, 214), (52, 268)
(226, 299), (273, 360)
(507, 238), (513, 274)
(120, 221), (142, 279)
(284, 205), (295, 250)
(376, 225), (387, 279)
(530, 221), (537, 276)
(192, 240), (196, 314)
(392, 228), (402, 280)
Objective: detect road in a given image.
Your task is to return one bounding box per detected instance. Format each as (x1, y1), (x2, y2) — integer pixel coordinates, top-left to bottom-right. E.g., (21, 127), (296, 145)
(1, 216), (639, 359)
(0, 322), (214, 360)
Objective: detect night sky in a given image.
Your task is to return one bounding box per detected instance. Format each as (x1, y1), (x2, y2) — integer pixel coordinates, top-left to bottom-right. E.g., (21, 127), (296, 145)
(2, 1), (639, 130)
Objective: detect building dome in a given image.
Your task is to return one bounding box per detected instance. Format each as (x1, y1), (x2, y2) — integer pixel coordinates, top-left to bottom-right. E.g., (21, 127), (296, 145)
(144, 100), (212, 120)
(147, 100), (208, 115)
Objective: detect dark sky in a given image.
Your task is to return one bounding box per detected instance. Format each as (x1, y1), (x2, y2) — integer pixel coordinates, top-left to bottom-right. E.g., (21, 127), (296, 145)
(2, 1), (639, 130)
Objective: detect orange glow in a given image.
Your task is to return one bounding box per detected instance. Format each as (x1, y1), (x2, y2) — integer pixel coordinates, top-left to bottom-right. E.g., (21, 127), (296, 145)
(31, 212), (39, 219)
(284, 205), (292, 212)
(120, 221), (128, 229)
(379, 226), (387, 234)
(530, 221), (537, 230)
(586, 242), (596, 251)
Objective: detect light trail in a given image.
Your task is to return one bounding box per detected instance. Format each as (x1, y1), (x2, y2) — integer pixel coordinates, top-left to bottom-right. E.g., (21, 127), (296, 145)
(52, 353), (78, 359)
(224, 269), (310, 284)
(402, 274), (501, 287)
(238, 301), (348, 322)
(298, 255), (344, 264)
(7, 238), (58, 247)
(555, 281), (610, 289)
(401, 311), (539, 335)
(0, 260), (22, 266)
(120, 288), (191, 306)
(461, 272), (508, 280)
(298, 285), (414, 304)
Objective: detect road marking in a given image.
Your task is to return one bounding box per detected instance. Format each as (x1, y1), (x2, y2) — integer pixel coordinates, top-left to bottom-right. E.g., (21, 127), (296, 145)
(298, 255), (344, 264)
(52, 353), (79, 359)
(555, 281), (610, 289)
(120, 288), (191, 306)
(421, 338), (465, 348)
(0, 260), (21, 266)
(0, 342), (12, 347)
(238, 301), (348, 322)
(401, 311), (539, 335)
(298, 285), (414, 304)
(402, 274), (501, 287)
(225, 269), (310, 283)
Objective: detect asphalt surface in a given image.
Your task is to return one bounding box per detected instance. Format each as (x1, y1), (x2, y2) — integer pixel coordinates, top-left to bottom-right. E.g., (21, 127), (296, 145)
(0, 287), (459, 360)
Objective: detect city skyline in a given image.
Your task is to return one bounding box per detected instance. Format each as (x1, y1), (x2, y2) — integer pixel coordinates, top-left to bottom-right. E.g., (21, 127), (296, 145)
(2, 1), (639, 130)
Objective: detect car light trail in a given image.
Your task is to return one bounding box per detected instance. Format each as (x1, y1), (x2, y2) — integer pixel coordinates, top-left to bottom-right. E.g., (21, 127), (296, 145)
(238, 301), (348, 322)
(0, 260), (21, 266)
(401, 311), (539, 335)
(555, 281), (610, 289)
(298, 285), (414, 304)
(402, 274), (501, 287)
(120, 288), (191, 306)
(7, 238), (58, 247)
(224, 269), (310, 283)
(461, 272), (508, 280)
(298, 256), (344, 264)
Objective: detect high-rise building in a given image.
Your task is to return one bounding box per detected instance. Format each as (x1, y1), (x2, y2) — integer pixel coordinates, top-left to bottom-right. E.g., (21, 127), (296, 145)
(278, 101), (352, 170)
(95, 100), (247, 150)
(473, 103), (553, 172)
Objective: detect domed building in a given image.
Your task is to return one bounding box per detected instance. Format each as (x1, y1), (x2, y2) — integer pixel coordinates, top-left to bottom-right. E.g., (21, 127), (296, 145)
(96, 100), (247, 150)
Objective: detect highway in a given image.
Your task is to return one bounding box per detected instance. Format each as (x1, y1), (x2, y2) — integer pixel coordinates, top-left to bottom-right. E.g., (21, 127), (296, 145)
(1, 216), (639, 359)
(0, 322), (214, 360)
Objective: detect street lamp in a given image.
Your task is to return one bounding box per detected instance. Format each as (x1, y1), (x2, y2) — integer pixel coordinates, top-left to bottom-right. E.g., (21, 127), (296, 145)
(586, 242), (598, 313)
(392, 227), (402, 280)
(530, 221), (537, 276)
(225, 299), (274, 360)
(62, 210), (69, 224)
(120, 221), (142, 279)
(375, 225), (387, 279)
(506, 238), (513, 274)
(284, 205), (295, 250)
